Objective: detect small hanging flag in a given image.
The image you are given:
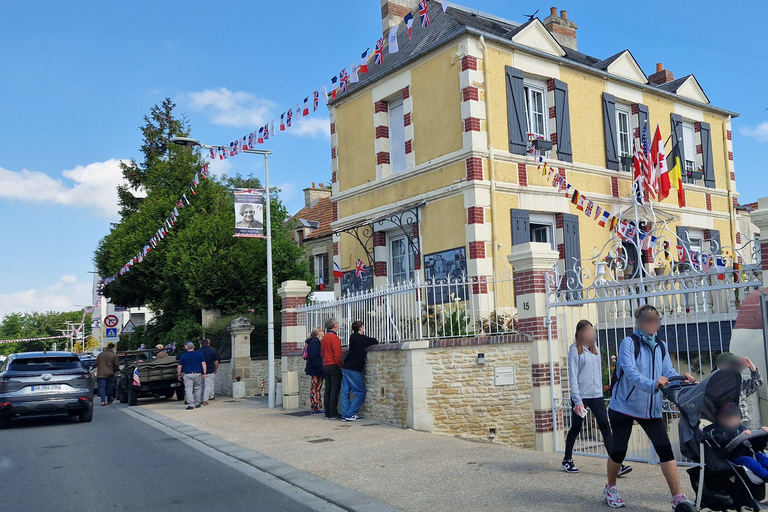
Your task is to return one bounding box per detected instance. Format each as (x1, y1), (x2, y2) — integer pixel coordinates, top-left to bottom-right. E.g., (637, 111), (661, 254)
(594, 205), (603, 220)
(333, 261), (343, 278)
(598, 210), (610, 227)
(536, 154), (543, 169)
(419, 0), (430, 27)
(193, 173), (199, 187)
(295, 103), (302, 120)
(404, 12), (414, 39)
(349, 61), (359, 83)
(552, 174), (562, 188)
(355, 258), (366, 278)
(271, 119), (276, 138)
(609, 216), (618, 231)
(264, 123), (270, 140)
(176, 198), (184, 209)
(359, 49), (370, 73)
(287, 109), (293, 127)
(248, 132), (255, 149)
(189, 184), (197, 196)
(182, 193), (190, 206)
(374, 39), (384, 65)
(173, 207), (179, 218)
(339, 69), (349, 92)
(584, 200), (594, 217)
(228, 142), (235, 157)
(201, 164), (208, 179)
(257, 127), (264, 144)
(571, 190), (581, 207)
(280, 113), (286, 131)
(303, 97), (310, 117)
(241, 135), (248, 151)
(439, 0), (449, 12)
(313, 91), (319, 112)
(388, 23), (399, 53)
(541, 162), (549, 176)
(209, 148), (216, 160)
(321, 85), (328, 105)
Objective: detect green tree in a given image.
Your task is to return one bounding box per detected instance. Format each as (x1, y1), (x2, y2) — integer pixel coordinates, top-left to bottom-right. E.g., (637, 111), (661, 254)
(0, 311), (91, 355)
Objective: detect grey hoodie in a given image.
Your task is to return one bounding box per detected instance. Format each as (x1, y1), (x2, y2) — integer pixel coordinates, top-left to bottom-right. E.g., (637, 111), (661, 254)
(568, 343), (603, 406)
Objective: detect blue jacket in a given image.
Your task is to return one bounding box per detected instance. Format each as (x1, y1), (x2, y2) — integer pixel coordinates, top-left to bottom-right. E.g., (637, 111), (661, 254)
(304, 337), (323, 378)
(609, 331), (678, 419)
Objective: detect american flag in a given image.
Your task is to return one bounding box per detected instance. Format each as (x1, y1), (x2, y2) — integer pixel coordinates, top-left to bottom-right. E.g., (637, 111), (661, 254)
(641, 126), (656, 198)
(339, 69), (349, 92)
(374, 39), (384, 65)
(355, 258), (366, 278)
(132, 367), (141, 387)
(419, 0), (430, 27)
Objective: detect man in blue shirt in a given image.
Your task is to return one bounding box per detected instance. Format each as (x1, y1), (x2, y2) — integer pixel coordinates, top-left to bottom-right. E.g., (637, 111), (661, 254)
(197, 339), (219, 405)
(177, 342), (206, 410)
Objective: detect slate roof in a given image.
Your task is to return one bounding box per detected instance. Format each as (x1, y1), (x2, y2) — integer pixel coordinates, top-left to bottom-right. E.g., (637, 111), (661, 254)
(291, 196), (334, 241)
(655, 75), (693, 93)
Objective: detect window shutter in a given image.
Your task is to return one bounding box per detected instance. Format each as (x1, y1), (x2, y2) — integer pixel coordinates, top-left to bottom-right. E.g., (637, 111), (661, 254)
(709, 230), (721, 255)
(553, 79), (572, 163)
(636, 104), (649, 140)
(308, 255), (315, 277)
(602, 93), (619, 171)
(699, 121), (715, 188)
(327, 254), (333, 284)
(676, 226), (690, 252)
(510, 209), (530, 246)
(562, 213), (581, 296)
(505, 66), (528, 155)
(669, 114), (686, 170)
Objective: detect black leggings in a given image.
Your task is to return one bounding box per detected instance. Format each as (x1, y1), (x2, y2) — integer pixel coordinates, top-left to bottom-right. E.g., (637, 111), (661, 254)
(608, 409), (675, 464)
(564, 397), (612, 460)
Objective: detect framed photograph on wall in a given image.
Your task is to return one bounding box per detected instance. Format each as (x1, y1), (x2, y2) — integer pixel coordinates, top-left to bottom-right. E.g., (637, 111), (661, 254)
(423, 247), (468, 304)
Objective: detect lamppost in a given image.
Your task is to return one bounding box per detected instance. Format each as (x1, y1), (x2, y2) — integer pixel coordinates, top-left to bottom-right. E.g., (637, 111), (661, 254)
(171, 137), (277, 409)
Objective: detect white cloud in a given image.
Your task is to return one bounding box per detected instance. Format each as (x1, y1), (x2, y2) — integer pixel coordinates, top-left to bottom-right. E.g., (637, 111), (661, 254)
(290, 117), (330, 138)
(739, 122), (768, 142)
(0, 276), (91, 319)
(187, 88), (275, 128)
(0, 159), (129, 218)
(206, 157), (232, 177)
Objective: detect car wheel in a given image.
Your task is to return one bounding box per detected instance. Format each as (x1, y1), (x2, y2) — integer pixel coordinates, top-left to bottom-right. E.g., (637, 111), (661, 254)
(164, 388), (175, 399)
(79, 405), (93, 423)
(128, 387), (138, 406)
(176, 387), (184, 401)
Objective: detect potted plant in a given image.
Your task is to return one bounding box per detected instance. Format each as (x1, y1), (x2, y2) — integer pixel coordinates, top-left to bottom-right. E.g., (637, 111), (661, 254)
(623, 259), (638, 279)
(686, 167), (704, 182)
(528, 133), (553, 152)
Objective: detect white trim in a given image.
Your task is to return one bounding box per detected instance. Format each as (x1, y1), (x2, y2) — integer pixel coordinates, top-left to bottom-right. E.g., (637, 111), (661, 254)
(615, 103), (632, 160)
(676, 76), (709, 104)
(604, 51), (647, 84)
(371, 70), (412, 103)
(675, 102), (704, 123)
(606, 80), (643, 105)
(510, 19), (566, 57)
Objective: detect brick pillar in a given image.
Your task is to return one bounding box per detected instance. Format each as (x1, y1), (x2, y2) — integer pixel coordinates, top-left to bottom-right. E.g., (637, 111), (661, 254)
(750, 197), (768, 277)
(507, 242), (562, 452)
(227, 317), (254, 398)
(278, 280), (311, 374)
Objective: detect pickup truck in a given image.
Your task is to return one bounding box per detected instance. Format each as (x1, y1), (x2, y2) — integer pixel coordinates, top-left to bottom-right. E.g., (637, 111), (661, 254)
(116, 356), (183, 406)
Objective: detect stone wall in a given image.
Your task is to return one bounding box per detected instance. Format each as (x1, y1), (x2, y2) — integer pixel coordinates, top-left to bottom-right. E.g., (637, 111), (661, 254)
(425, 340), (534, 448)
(214, 358), (271, 397)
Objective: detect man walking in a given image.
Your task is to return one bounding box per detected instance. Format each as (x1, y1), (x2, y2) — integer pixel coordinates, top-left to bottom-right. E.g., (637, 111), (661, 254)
(341, 321), (378, 422)
(197, 339), (219, 405)
(95, 342), (119, 406)
(177, 342), (206, 410)
(321, 318), (343, 420)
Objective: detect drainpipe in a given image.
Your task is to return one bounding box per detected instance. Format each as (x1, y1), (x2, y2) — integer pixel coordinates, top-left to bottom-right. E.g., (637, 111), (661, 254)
(722, 116), (738, 249)
(479, 36), (498, 273)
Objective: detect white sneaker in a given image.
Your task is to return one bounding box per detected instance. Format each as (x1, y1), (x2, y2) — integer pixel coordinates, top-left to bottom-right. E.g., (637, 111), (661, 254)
(603, 484), (625, 508)
(343, 415), (363, 422)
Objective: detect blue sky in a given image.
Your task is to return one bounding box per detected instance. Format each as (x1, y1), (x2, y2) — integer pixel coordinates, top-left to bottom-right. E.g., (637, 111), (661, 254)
(0, 0), (765, 317)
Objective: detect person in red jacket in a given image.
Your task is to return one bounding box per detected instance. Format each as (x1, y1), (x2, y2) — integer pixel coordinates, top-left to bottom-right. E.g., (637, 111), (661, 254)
(321, 318), (343, 420)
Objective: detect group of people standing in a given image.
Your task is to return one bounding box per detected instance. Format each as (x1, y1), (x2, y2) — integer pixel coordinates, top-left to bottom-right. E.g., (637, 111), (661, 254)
(304, 318), (378, 422)
(565, 304), (763, 509)
(177, 339), (219, 409)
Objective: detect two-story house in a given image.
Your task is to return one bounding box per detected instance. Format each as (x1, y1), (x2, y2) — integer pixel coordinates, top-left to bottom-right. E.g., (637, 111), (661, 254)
(328, 1), (740, 297)
(289, 183), (335, 291)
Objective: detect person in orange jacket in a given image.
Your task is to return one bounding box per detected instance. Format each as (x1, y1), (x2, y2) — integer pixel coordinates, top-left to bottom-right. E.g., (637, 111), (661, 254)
(321, 318), (343, 420)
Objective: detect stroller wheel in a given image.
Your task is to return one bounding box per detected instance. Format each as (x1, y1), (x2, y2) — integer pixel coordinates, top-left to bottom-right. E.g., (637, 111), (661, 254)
(674, 500), (696, 512)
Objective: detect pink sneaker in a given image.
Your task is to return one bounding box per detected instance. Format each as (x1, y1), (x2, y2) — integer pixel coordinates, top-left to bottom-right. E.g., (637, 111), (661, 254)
(671, 493), (689, 511)
(603, 484), (625, 508)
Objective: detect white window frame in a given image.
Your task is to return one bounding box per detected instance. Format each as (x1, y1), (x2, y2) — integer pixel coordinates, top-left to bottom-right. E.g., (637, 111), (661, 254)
(389, 234), (414, 284)
(681, 121), (697, 176)
(388, 98), (406, 175)
(615, 104), (632, 162)
(314, 254), (327, 286)
(529, 212), (556, 251)
(687, 228), (704, 252)
(524, 79), (548, 141)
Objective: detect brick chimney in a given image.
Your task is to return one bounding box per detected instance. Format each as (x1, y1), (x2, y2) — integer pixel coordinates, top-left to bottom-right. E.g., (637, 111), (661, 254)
(542, 7), (578, 51)
(649, 63), (675, 85)
(303, 182), (332, 207)
(381, 0), (419, 39)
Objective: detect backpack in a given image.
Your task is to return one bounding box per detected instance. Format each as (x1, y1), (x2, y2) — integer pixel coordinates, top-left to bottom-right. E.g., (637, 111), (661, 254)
(609, 333), (666, 396)
(302, 343), (309, 361)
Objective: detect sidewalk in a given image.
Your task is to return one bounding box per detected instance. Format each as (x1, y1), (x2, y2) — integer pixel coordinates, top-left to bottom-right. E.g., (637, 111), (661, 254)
(138, 397), (692, 512)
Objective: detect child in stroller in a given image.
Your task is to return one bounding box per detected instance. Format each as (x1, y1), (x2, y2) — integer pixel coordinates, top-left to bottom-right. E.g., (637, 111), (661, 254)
(704, 402), (768, 485)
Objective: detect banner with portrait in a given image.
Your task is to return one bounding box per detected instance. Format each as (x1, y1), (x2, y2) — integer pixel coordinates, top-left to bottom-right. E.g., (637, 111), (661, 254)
(424, 247), (468, 305)
(233, 188), (264, 238)
(341, 269), (373, 296)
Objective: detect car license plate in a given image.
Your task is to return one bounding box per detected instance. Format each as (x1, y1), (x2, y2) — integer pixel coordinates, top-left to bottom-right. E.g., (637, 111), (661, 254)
(32, 385), (61, 391)
(170, 383), (180, 388)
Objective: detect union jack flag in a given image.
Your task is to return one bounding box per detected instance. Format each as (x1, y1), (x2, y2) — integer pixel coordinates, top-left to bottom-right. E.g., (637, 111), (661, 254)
(313, 91), (319, 112)
(209, 148), (215, 160)
(355, 258), (366, 278)
(374, 39), (384, 65)
(419, 0), (430, 27)
(287, 109), (293, 128)
(339, 69), (349, 92)
(132, 367), (141, 387)
(248, 132), (254, 148)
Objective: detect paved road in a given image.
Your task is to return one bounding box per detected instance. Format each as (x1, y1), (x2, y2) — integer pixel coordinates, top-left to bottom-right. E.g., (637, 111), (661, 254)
(0, 404), (314, 512)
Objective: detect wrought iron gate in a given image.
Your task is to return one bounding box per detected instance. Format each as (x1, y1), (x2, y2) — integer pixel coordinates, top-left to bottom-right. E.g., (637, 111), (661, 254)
(546, 199), (762, 464)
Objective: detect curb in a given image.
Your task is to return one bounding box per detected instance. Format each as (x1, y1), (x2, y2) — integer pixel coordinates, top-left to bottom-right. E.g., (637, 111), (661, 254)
(127, 407), (403, 512)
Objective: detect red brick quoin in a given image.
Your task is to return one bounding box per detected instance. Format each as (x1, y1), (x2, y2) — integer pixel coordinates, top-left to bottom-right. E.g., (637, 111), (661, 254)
(466, 157), (483, 181)
(532, 362), (561, 387)
(467, 206), (484, 225)
(517, 163), (528, 187)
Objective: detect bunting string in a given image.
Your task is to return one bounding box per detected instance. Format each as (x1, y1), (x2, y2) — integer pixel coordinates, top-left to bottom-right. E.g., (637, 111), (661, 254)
(0, 335), (68, 345)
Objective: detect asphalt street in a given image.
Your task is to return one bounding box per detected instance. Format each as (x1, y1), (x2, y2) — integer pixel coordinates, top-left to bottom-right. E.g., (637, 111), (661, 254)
(0, 403), (315, 512)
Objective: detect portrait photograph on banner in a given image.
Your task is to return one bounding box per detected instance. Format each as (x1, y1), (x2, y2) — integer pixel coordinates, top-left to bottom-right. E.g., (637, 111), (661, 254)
(233, 188), (264, 238)
(424, 247), (468, 305)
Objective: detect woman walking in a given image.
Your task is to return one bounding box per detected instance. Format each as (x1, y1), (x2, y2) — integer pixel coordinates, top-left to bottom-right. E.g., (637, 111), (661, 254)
(304, 327), (325, 415)
(562, 320), (632, 477)
(603, 305), (695, 509)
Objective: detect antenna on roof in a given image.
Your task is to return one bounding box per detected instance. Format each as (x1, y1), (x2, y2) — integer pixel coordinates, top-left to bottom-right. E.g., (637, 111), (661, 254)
(524, 9), (538, 21)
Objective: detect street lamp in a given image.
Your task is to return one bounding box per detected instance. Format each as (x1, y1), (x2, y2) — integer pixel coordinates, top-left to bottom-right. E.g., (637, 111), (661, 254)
(171, 137), (277, 409)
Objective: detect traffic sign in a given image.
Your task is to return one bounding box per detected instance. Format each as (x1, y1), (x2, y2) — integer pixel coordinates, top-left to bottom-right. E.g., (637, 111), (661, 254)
(104, 315), (119, 328)
(105, 328), (118, 338)
(121, 320), (136, 335)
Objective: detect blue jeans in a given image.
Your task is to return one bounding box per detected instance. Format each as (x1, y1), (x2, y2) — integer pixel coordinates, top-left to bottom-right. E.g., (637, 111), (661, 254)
(98, 377), (114, 403)
(340, 369), (366, 418)
(734, 452), (768, 481)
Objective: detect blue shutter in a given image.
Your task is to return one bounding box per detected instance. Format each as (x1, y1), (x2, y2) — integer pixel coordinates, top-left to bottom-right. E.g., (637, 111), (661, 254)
(553, 79), (572, 163)
(562, 213), (581, 297)
(669, 114), (686, 171)
(602, 93), (619, 171)
(510, 209), (530, 246)
(699, 122), (715, 188)
(505, 66), (528, 155)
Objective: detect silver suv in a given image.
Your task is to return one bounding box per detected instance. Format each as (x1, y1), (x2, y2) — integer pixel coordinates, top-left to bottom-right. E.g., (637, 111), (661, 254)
(0, 351), (94, 427)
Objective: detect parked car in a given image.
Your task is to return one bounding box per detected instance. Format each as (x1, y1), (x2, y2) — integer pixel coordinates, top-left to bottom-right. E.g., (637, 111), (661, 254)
(79, 354), (98, 393)
(0, 351), (94, 427)
(116, 358), (182, 406)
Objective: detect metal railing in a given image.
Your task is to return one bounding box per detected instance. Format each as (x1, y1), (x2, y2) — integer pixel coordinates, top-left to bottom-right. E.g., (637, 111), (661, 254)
(296, 273), (518, 345)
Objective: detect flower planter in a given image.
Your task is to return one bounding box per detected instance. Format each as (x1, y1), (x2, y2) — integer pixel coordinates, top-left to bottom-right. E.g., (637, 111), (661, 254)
(686, 171), (704, 181)
(654, 267), (666, 276)
(531, 139), (553, 151)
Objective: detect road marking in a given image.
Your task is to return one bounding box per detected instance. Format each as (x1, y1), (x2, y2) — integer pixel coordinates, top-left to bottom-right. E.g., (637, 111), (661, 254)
(122, 407), (346, 512)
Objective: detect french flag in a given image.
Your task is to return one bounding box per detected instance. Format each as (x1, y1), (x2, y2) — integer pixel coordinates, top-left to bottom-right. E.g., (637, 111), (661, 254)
(359, 49), (369, 73)
(303, 97), (309, 117)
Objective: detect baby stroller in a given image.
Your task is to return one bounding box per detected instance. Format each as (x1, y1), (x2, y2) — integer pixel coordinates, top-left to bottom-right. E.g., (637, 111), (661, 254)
(662, 371), (768, 512)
